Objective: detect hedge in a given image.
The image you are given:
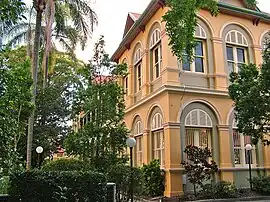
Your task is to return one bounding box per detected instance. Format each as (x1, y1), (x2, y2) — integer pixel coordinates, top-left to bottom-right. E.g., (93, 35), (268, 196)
(9, 170), (107, 202)
(41, 158), (87, 171)
(252, 175), (270, 195)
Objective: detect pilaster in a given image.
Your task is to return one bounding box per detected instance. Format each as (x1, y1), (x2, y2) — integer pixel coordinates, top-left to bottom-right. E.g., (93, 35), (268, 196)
(217, 125), (234, 182)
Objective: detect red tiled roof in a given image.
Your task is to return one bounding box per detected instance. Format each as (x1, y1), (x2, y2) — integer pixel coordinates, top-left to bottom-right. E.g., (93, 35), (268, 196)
(129, 12), (141, 21)
(94, 75), (113, 83)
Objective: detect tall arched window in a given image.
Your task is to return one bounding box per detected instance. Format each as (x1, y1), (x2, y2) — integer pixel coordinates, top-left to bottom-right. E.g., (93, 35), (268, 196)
(133, 47), (142, 92)
(232, 119), (256, 167)
(225, 30), (248, 74)
(182, 24), (207, 73)
(185, 109), (212, 149)
(261, 31), (270, 51)
(134, 120), (143, 166)
(122, 58), (128, 95)
(151, 113), (164, 168)
(149, 28), (162, 79)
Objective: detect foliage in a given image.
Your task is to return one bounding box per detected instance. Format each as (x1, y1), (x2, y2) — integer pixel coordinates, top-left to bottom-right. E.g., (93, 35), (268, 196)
(42, 158), (88, 171)
(163, 0), (257, 61)
(181, 145), (218, 196)
(9, 170), (107, 202)
(141, 159), (165, 197)
(0, 176), (9, 194)
(64, 36), (129, 172)
(0, 0), (25, 28)
(106, 164), (143, 201)
(0, 48), (32, 175)
(228, 42), (270, 145)
(199, 181), (238, 199)
(252, 175), (270, 195)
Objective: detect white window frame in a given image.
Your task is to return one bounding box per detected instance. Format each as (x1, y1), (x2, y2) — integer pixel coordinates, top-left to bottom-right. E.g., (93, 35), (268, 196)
(182, 25), (207, 73)
(232, 119), (257, 168)
(150, 29), (162, 79)
(134, 48), (142, 93)
(134, 120), (143, 167)
(151, 113), (165, 168)
(226, 30), (248, 73)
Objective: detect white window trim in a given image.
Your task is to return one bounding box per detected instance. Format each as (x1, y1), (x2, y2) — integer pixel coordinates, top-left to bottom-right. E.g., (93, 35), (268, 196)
(225, 30), (248, 47)
(226, 45), (248, 73)
(182, 40), (206, 74)
(151, 113), (165, 168)
(232, 120), (257, 168)
(150, 28), (161, 49)
(152, 44), (162, 79)
(185, 109), (213, 127)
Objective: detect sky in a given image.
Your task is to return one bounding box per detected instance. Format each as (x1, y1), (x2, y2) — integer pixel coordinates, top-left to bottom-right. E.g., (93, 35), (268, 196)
(25, 0), (270, 62)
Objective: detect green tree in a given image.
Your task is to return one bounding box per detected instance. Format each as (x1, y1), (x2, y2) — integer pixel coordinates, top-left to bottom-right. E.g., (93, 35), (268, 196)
(0, 48), (32, 175)
(0, 0), (25, 28)
(64, 36), (129, 171)
(24, 0), (96, 170)
(182, 145), (218, 196)
(228, 42), (270, 145)
(163, 0), (257, 61)
(10, 47), (85, 167)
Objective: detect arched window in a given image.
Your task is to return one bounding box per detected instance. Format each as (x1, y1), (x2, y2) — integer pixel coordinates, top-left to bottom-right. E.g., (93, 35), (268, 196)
(149, 28), (162, 80)
(151, 113), (164, 168)
(261, 31), (270, 51)
(182, 25), (207, 73)
(232, 119), (256, 167)
(225, 30), (248, 74)
(134, 120), (143, 166)
(122, 58), (128, 95)
(185, 109), (212, 149)
(133, 47), (142, 92)
(182, 24), (207, 73)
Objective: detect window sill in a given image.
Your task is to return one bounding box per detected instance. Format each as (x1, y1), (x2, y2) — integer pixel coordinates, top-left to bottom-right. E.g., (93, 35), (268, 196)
(151, 76), (162, 85)
(180, 71), (207, 77)
(134, 90), (142, 96)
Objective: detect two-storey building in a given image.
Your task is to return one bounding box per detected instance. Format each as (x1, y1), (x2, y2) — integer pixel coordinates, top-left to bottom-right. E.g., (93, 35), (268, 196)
(111, 0), (270, 197)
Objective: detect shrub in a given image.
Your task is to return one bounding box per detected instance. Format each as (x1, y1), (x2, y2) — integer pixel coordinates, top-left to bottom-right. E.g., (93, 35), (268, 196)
(8, 170), (107, 202)
(41, 158), (87, 171)
(141, 159), (165, 197)
(106, 164), (143, 201)
(252, 175), (270, 195)
(0, 176), (9, 194)
(182, 145), (218, 196)
(198, 181), (238, 199)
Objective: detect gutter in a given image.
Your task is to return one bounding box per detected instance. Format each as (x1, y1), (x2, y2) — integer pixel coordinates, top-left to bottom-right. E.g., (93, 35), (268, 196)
(111, 1), (270, 62)
(218, 2), (270, 21)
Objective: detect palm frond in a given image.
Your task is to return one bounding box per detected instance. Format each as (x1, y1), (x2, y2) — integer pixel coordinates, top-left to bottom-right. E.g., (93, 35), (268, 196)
(58, 38), (75, 57)
(63, 0), (97, 50)
(5, 30), (30, 48)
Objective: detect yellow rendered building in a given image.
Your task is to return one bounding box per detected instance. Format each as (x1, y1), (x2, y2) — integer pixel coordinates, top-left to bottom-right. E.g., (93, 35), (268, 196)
(111, 0), (270, 197)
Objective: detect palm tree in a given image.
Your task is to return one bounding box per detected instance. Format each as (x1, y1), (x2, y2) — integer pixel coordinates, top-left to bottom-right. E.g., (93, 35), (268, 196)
(20, 0), (97, 170)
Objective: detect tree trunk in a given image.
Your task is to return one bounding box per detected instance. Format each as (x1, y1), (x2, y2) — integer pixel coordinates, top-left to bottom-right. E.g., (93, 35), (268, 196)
(26, 1), (44, 171)
(42, 0), (55, 89)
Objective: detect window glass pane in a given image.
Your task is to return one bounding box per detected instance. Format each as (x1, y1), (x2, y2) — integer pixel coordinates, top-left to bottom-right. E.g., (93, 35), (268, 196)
(226, 47), (234, 61)
(195, 42), (203, 56)
(154, 48), (159, 64)
(228, 62), (234, 74)
(237, 48), (245, 63)
(182, 55), (190, 71)
(155, 64), (160, 78)
(234, 149), (241, 164)
(137, 64), (141, 77)
(233, 130), (241, 147)
(195, 57), (204, 72)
